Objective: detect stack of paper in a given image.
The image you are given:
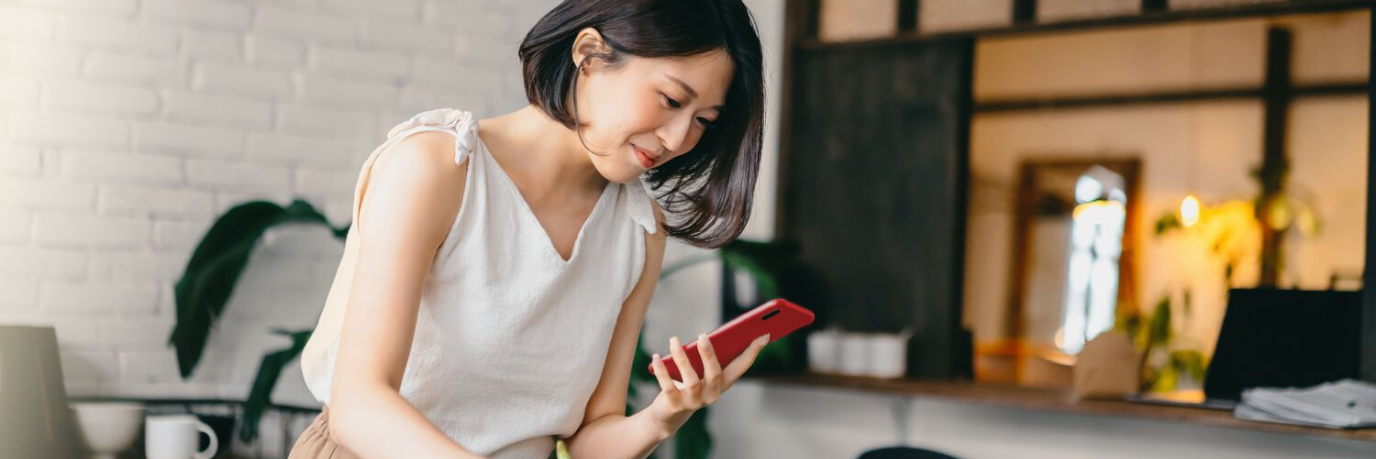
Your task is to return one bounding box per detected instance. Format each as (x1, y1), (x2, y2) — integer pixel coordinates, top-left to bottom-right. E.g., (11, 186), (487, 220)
(1234, 379), (1376, 429)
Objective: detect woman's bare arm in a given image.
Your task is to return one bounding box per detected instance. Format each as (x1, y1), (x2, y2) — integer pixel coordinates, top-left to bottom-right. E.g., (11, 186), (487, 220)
(327, 132), (484, 459)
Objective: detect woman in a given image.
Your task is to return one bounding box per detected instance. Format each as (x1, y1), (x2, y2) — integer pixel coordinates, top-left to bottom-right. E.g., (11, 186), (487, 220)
(288, 0), (769, 458)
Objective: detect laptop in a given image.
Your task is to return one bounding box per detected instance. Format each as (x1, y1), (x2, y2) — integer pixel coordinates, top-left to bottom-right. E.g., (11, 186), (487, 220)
(0, 325), (83, 459)
(1127, 288), (1363, 411)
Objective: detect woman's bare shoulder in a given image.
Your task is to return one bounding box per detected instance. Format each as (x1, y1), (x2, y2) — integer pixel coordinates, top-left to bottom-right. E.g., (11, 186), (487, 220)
(357, 131), (470, 243)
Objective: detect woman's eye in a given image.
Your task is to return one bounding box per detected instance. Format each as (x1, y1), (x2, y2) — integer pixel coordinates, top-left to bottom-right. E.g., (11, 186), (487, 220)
(661, 94), (682, 109)
(661, 93), (714, 128)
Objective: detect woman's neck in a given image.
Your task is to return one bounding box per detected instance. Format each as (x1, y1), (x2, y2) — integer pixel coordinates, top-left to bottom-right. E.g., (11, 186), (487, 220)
(478, 105), (608, 201)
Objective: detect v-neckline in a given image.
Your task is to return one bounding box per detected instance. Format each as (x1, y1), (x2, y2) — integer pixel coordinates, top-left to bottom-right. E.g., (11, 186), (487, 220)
(475, 133), (614, 266)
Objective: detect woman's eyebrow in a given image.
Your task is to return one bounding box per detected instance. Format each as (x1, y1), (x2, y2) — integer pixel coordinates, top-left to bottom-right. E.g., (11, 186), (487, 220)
(666, 74), (724, 110)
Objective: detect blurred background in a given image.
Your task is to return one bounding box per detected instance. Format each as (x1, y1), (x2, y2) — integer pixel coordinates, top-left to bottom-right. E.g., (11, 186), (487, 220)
(1, 0), (1375, 458)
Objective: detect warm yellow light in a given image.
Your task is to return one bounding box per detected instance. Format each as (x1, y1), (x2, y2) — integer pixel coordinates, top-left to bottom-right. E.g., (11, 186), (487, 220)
(1072, 200), (1125, 222)
(1180, 195), (1201, 227)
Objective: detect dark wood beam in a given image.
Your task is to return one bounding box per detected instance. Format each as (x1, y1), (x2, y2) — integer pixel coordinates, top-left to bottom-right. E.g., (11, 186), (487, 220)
(1257, 27), (1293, 286)
(898, 0), (919, 33)
(803, 0), (819, 41)
(774, 0), (814, 239)
(952, 34), (975, 380)
(1142, 0), (1168, 14)
(1361, 5), (1376, 383)
(1013, 0), (1037, 24)
(972, 83), (1366, 113)
(799, 0), (1371, 51)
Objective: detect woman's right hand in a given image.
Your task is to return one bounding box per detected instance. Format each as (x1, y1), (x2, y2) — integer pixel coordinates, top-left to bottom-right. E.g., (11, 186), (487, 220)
(644, 332), (770, 435)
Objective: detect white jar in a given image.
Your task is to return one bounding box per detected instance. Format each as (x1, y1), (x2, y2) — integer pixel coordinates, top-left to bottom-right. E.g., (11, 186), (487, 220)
(867, 332), (910, 379)
(838, 332), (872, 376)
(807, 330), (841, 374)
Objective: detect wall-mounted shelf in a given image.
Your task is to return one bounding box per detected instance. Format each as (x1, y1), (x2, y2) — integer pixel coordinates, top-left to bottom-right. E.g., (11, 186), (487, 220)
(749, 373), (1376, 443)
(974, 82), (1367, 113)
(798, 0), (1373, 50)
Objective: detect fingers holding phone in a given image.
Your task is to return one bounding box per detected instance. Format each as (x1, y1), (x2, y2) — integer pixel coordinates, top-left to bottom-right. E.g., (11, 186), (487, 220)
(643, 299), (814, 433)
(647, 332), (770, 432)
(722, 333), (768, 390)
(668, 335), (699, 391)
(695, 334), (722, 399)
(647, 299), (813, 383)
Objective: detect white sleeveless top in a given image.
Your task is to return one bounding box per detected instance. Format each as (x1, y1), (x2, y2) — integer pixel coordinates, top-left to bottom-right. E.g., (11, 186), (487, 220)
(300, 108), (659, 459)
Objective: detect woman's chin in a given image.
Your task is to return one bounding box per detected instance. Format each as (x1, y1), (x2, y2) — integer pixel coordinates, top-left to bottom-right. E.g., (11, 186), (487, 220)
(594, 164), (645, 185)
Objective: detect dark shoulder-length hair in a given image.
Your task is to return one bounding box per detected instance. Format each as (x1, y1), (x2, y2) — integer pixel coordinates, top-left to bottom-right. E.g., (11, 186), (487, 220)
(519, 0), (765, 249)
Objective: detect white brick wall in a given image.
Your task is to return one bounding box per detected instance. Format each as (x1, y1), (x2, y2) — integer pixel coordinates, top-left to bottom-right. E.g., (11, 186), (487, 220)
(0, 1), (558, 455)
(0, 144), (42, 176)
(67, 149), (185, 185)
(44, 80), (160, 116)
(163, 91), (274, 129)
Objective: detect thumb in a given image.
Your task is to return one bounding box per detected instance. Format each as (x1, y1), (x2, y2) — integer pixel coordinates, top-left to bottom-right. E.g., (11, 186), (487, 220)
(723, 334), (770, 382)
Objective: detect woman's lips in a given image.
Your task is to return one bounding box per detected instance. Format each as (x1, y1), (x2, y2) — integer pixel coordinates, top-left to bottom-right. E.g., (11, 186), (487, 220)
(634, 146), (657, 168)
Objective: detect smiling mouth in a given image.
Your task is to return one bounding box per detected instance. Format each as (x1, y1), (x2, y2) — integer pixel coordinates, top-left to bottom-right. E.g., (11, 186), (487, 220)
(634, 146), (659, 168)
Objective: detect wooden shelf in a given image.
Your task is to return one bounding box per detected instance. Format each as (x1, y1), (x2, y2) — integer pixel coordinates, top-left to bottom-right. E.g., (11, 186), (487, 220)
(797, 0), (1372, 50)
(748, 373), (1376, 443)
(68, 396), (321, 414)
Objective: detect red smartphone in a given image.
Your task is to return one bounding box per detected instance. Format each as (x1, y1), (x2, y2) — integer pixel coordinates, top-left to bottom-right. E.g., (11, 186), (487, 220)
(648, 298), (815, 382)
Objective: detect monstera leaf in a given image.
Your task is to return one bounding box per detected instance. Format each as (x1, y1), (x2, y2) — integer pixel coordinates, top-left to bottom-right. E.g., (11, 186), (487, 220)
(169, 199), (346, 379)
(239, 328), (313, 442)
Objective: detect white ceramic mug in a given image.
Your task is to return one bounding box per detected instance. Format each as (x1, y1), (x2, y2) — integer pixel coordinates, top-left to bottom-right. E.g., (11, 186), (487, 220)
(145, 415), (218, 459)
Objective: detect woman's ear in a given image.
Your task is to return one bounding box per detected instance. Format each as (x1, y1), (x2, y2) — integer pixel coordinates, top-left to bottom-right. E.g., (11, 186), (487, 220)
(571, 27), (614, 72)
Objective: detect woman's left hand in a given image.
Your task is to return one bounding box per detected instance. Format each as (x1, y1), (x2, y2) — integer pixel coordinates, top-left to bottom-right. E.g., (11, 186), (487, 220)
(645, 333), (770, 435)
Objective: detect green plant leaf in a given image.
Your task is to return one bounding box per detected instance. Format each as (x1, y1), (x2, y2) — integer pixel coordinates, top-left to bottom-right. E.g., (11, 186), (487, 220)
(673, 405), (712, 459)
(170, 199), (343, 379)
(238, 329), (313, 442)
(722, 239), (800, 262)
(630, 330), (656, 386)
(1151, 364), (1179, 393)
(1115, 309), (1141, 338)
(1182, 288), (1193, 317)
(171, 202), (285, 378)
(171, 237), (261, 379)
(720, 251), (779, 300)
(719, 239), (801, 301)
(1147, 295), (1172, 348)
(1170, 349), (1208, 382)
(1154, 213), (1181, 236)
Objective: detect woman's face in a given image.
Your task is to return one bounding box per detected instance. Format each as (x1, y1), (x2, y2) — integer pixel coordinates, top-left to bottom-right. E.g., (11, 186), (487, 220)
(573, 47), (734, 184)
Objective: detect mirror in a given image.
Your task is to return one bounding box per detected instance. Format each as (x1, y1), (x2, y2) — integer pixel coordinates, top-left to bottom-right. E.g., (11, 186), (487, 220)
(1010, 158), (1141, 386)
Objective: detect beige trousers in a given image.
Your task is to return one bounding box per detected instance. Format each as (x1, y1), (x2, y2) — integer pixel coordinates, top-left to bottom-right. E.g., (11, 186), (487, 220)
(287, 406), (360, 459)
